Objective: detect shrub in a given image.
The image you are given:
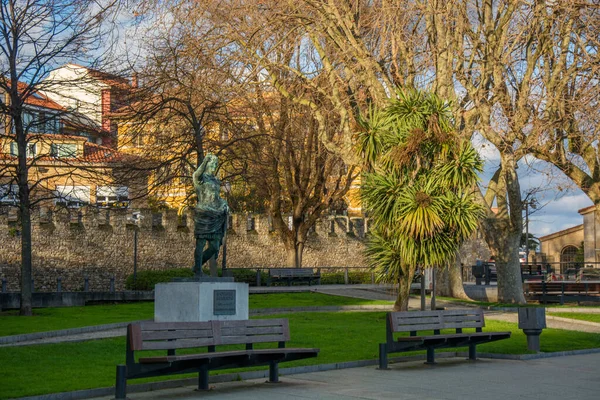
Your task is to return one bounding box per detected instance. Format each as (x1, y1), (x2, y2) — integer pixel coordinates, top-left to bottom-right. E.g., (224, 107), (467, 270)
(125, 268), (193, 290)
(125, 267), (270, 289)
(320, 270), (373, 285)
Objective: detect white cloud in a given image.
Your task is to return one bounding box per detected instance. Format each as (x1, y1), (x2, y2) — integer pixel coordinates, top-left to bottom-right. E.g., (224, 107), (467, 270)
(529, 192), (592, 237)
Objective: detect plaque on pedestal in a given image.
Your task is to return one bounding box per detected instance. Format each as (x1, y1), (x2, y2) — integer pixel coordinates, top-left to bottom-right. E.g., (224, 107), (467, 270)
(154, 281), (249, 322)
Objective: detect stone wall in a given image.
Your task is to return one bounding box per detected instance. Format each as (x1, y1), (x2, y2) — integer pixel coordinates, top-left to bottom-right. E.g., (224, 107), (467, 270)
(0, 207), (367, 291)
(0, 207), (491, 292)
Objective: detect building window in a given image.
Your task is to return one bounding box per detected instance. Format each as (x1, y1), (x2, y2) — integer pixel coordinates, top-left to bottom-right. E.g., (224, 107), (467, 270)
(96, 186), (129, 209)
(22, 110), (61, 134)
(0, 184), (19, 205)
(10, 142), (37, 157)
(50, 143), (77, 158)
(54, 185), (90, 208)
(560, 245), (579, 268)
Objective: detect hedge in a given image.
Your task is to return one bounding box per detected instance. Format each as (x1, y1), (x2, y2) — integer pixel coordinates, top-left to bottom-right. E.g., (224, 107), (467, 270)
(125, 268), (374, 290)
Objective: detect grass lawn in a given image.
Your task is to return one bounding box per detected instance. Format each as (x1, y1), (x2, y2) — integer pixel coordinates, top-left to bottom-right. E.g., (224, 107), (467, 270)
(0, 292), (391, 337)
(1, 311), (600, 399)
(548, 312), (600, 323)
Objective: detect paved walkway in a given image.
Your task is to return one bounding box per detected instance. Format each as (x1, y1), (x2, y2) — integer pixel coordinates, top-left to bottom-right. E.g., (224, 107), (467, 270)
(90, 353), (600, 400)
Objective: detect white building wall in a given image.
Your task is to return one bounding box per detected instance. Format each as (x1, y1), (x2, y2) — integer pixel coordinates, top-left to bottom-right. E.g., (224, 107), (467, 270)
(41, 65), (106, 127)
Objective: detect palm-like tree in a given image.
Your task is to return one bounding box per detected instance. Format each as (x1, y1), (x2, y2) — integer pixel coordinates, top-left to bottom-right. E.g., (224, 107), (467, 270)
(358, 90), (483, 311)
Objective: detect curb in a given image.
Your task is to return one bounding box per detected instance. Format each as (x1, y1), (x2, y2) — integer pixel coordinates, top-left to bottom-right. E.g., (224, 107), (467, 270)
(0, 320), (150, 345)
(11, 349), (600, 400)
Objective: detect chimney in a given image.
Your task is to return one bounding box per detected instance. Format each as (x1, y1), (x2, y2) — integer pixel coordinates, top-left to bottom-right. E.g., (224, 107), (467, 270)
(131, 72), (138, 88)
(101, 89), (111, 131)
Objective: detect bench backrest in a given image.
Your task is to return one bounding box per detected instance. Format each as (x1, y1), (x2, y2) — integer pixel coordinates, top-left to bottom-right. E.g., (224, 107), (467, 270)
(269, 268), (317, 278)
(387, 309), (485, 337)
(128, 318), (290, 352)
(526, 282), (600, 293)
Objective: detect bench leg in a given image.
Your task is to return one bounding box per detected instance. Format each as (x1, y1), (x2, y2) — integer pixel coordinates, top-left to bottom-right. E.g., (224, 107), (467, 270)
(115, 365), (127, 399)
(378, 343), (389, 370)
(269, 361), (279, 383)
(425, 347), (435, 364)
(468, 344), (477, 361)
(198, 365), (209, 390)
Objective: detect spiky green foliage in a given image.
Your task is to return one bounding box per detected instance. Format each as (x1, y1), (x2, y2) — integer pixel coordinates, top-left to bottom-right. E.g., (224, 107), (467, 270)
(359, 89), (484, 291)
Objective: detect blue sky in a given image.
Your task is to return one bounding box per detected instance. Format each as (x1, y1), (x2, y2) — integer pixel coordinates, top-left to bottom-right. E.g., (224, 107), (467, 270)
(473, 133), (592, 239)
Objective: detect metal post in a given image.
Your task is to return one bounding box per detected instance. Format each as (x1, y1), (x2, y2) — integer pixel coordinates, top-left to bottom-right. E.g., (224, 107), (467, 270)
(430, 268), (436, 311)
(57, 277), (62, 293)
(420, 269), (426, 311)
(269, 361), (279, 383)
(1, 278), (6, 293)
(525, 201), (530, 265)
(222, 212), (228, 275)
(198, 365), (209, 390)
(115, 365), (127, 399)
(110, 276), (115, 293)
(256, 269), (261, 286)
(133, 228), (138, 289)
(344, 268), (349, 285)
(378, 343), (389, 369)
(84, 276), (89, 292)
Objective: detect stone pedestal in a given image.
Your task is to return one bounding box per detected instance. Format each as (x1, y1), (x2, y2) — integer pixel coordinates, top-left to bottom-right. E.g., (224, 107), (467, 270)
(154, 281), (249, 322)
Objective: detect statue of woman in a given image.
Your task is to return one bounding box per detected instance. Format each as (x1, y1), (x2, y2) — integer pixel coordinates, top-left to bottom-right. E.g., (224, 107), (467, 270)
(192, 153), (229, 277)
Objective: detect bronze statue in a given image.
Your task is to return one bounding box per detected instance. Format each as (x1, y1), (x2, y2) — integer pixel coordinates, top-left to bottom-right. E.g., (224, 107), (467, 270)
(192, 153), (228, 277)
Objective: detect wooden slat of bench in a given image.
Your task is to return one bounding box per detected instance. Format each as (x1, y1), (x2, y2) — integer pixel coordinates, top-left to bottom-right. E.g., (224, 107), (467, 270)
(221, 319), (288, 328)
(139, 349), (251, 364)
(139, 321), (214, 331)
(138, 347), (319, 365)
(142, 329), (214, 341)
(142, 337), (217, 351)
(398, 332), (511, 342)
(221, 334), (287, 345)
(389, 310), (485, 333)
(222, 319), (291, 342)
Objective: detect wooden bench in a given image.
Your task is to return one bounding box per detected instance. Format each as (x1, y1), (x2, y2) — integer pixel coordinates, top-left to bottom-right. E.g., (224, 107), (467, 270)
(524, 281), (600, 304)
(267, 268), (321, 286)
(115, 318), (319, 399)
(378, 309), (511, 368)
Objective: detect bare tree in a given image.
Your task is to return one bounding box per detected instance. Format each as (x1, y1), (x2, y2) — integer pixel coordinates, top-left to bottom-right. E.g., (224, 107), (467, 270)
(225, 87), (358, 267)
(114, 1), (237, 209)
(0, 0), (119, 315)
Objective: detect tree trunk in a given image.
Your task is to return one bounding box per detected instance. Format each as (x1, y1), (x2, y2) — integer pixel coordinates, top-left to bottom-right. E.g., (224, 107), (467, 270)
(434, 265), (451, 297)
(495, 234), (525, 304)
(15, 110), (33, 316)
(286, 242), (304, 268)
(393, 267), (416, 311)
(448, 255), (470, 300)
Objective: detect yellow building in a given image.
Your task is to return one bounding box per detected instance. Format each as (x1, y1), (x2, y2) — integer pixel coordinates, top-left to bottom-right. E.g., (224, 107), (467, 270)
(0, 82), (142, 209)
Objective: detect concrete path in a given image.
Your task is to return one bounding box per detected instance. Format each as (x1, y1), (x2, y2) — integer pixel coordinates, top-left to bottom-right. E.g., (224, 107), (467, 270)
(89, 353), (600, 400)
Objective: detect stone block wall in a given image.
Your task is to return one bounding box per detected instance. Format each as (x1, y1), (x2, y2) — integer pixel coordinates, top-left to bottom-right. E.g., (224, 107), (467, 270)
(0, 207), (491, 292)
(0, 207), (368, 291)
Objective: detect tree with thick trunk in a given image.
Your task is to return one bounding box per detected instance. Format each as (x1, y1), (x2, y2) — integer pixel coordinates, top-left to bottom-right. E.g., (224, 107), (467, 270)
(0, 0), (119, 315)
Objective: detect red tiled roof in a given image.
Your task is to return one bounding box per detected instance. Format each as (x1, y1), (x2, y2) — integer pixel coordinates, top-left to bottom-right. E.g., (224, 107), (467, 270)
(83, 142), (125, 163)
(7, 82), (66, 111)
(0, 134), (128, 164)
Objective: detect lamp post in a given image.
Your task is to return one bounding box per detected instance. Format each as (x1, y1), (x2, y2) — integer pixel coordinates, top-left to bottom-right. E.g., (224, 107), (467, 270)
(523, 198), (537, 264)
(131, 212), (144, 289)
